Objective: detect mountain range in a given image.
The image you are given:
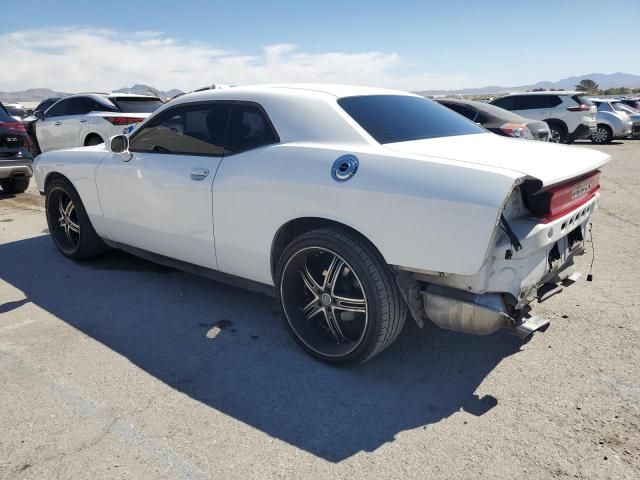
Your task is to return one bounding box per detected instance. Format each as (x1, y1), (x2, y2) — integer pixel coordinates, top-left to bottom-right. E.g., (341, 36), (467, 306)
(1, 73), (639, 103)
(414, 72), (640, 96)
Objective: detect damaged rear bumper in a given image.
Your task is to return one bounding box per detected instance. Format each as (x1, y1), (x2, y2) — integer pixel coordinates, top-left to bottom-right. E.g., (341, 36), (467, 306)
(397, 194), (598, 337)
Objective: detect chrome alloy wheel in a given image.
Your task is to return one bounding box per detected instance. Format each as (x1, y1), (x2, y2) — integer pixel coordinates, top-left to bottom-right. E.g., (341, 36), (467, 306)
(592, 126), (609, 144)
(280, 247), (368, 358)
(47, 187), (80, 253)
(550, 129), (562, 143)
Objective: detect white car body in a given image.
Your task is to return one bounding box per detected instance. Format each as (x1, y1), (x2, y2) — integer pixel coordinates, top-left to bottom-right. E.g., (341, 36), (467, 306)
(34, 93), (163, 153)
(491, 91), (597, 143)
(33, 84), (610, 356)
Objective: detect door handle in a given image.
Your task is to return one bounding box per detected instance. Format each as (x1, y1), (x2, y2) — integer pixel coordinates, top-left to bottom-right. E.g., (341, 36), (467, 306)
(79, 119), (87, 123)
(190, 168), (209, 180)
(54, 121), (62, 126)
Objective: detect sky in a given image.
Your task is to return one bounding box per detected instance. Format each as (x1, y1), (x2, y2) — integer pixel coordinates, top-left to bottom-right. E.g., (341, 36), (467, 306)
(1, 0), (638, 93)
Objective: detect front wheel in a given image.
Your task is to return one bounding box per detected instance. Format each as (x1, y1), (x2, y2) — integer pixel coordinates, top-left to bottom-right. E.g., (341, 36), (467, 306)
(45, 178), (106, 260)
(276, 228), (406, 365)
(591, 125), (612, 144)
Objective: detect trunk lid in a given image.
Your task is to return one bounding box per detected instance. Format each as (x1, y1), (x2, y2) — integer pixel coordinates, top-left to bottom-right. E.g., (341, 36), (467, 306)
(385, 132), (610, 187)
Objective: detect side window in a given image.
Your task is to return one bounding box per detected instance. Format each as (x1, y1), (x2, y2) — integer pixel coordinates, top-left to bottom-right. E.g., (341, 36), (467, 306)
(45, 99), (70, 117)
(492, 96), (515, 110)
(514, 95), (547, 110)
(66, 97), (97, 116)
(225, 103), (279, 154)
(460, 106), (478, 122)
(442, 103), (467, 115)
(130, 103), (231, 156)
(547, 96), (562, 108)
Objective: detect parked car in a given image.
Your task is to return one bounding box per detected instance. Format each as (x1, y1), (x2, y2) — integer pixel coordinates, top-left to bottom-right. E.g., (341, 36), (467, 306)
(610, 100), (640, 137)
(437, 98), (550, 141)
(490, 92), (597, 144)
(589, 99), (633, 143)
(618, 98), (640, 110)
(22, 97), (63, 156)
(33, 85), (610, 364)
(3, 103), (27, 121)
(31, 93), (164, 154)
(0, 102), (33, 193)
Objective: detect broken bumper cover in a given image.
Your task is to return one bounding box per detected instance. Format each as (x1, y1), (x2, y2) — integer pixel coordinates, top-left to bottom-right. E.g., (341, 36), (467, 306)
(405, 194), (599, 337)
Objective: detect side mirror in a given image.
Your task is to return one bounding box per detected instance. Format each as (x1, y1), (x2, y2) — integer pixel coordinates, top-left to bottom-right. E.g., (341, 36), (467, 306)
(109, 134), (129, 154)
(35, 110), (45, 120)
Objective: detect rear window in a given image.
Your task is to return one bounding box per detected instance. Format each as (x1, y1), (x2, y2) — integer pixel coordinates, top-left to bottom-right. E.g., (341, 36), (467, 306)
(571, 95), (593, 106)
(110, 97), (164, 113)
(4, 105), (26, 118)
(338, 95), (484, 144)
(0, 104), (15, 122)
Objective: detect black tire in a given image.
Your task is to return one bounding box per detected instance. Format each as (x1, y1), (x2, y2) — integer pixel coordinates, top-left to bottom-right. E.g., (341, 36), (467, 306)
(591, 125), (612, 144)
(276, 227), (406, 365)
(45, 177), (106, 260)
(0, 176), (30, 194)
(548, 123), (567, 144)
(85, 135), (104, 146)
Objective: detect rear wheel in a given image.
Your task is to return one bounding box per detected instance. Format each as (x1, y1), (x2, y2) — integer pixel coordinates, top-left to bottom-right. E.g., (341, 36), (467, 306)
(276, 228), (406, 365)
(548, 123), (567, 144)
(0, 176), (30, 194)
(591, 125), (612, 144)
(45, 178), (106, 260)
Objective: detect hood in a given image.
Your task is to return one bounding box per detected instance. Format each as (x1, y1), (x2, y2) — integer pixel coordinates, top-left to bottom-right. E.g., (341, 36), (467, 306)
(385, 133), (610, 187)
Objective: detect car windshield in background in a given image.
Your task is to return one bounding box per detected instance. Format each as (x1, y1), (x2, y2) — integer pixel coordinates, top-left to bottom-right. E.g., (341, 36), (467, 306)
(110, 97), (164, 113)
(5, 106), (26, 118)
(338, 95), (484, 144)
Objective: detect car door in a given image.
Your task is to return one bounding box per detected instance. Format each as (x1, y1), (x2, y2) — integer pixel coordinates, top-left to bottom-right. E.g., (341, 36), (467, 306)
(211, 102), (281, 283)
(511, 95), (551, 121)
(95, 102), (231, 269)
(62, 97), (94, 147)
(36, 98), (71, 152)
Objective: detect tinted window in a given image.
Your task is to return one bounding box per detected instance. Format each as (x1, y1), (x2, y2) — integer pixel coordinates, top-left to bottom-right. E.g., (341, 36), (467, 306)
(338, 95), (483, 144)
(4, 105), (26, 118)
(45, 99), (70, 117)
(37, 98), (59, 113)
(130, 103), (231, 156)
(225, 103), (279, 154)
(491, 96), (516, 110)
(514, 95), (549, 110)
(0, 104), (14, 122)
(111, 97), (164, 113)
(66, 97), (102, 115)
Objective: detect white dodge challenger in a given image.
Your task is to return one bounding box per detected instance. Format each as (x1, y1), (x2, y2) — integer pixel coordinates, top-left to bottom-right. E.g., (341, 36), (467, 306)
(33, 84), (610, 364)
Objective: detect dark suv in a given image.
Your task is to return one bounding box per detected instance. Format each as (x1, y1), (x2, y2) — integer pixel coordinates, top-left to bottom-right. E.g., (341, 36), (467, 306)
(0, 102), (33, 194)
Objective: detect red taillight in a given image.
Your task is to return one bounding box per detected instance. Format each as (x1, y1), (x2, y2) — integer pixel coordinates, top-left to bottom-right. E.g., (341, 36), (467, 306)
(0, 121), (26, 132)
(104, 117), (144, 126)
(566, 105), (592, 112)
(543, 170), (601, 222)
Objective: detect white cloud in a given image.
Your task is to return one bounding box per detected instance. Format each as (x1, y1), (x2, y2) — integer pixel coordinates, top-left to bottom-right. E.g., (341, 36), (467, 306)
(0, 27), (477, 92)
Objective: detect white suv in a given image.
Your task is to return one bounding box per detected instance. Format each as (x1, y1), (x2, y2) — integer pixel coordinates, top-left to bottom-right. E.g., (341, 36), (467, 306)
(33, 93), (164, 154)
(491, 91), (597, 144)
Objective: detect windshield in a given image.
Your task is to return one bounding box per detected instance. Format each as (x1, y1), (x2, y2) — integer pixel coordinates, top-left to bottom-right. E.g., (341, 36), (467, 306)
(338, 95), (484, 144)
(110, 97), (164, 113)
(4, 106), (26, 118)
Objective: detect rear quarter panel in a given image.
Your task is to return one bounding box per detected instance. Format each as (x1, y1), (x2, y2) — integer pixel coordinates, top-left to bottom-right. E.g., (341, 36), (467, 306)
(212, 143), (522, 285)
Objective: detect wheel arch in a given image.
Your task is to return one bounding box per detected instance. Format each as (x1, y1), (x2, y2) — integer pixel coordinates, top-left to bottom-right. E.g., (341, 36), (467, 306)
(543, 118), (568, 133)
(84, 132), (104, 146)
(270, 217), (389, 283)
(43, 171), (74, 194)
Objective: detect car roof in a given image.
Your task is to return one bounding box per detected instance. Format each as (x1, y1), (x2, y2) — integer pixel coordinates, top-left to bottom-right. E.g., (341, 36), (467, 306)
(590, 98), (618, 103)
(503, 91), (582, 96)
(437, 98), (529, 122)
(167, 83), (416, 105)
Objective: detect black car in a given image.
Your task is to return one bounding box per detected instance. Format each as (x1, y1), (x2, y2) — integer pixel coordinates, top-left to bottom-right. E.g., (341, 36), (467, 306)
(619, 98), (640, 111)
(0, 102), (33, 194)
(437, 98), (550, 141)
